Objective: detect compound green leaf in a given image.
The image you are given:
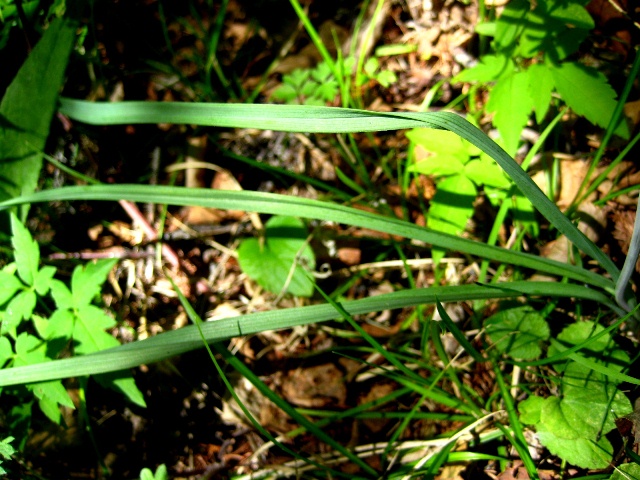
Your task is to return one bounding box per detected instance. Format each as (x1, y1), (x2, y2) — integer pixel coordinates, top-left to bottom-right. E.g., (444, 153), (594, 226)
(484, 306), (549, 360)
(494, 0), (529, 52)
(237, 216), (316, 297)
(2, 290), (36, 338)
(551, 62), (630, 139)
(46, 308), (75, 343)
(34, 265), (56, 297)
(13, 332), (44, 367)
(10, 212), (39, 286)
(49, 279), (73, 310)
(486, 71), (535, 156)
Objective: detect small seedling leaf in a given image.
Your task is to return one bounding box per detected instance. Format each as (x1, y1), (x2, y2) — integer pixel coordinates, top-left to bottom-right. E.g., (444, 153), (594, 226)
(10, 212), (39, 286)
(376, 69), (397, 88)
(485, 306), (549, 360)
(551, 61), (630, 139)
(237, 216), (315, 297)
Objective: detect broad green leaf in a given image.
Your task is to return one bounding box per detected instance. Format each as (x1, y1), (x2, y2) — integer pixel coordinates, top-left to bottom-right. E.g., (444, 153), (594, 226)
(71, 259), (117, 308)
(72, 305), (118, 355)
(484, 306), (549, 360)
(518, 395), (543, 425)
(486, 71), (535, 156)
(409, 154), (465, 177)
(30, 379), (74, 408)
(610, 464), (640, 480)
(551, 62), (630, 139)
(376, 70), (397, 88)
(454, 54), (515, 83)
(463, 154), (511, 188)
(0, 18), (77, 219)
(428, 175), (476, 236)
(96, 371), (146, 408)
(315, 80), (339, 102)
(10, 212), (39, 286)
(407, 128), (470, 159)
(0, 271), (22, 305)
(561, 363), (632, 434)
(36, 394), (62, 424)
(34, 265), (56, 296)
(527, 64), (554, 123)
(237, 216), (315, 297)
(363, 57), (379, 77)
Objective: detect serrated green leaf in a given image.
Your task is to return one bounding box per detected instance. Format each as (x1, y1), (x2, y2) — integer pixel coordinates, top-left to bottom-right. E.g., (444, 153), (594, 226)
(72, 305), (118, 355)
(464, 155), (511, 188)
(0, 436), (15, 461)
(315, 80), (339, 102)
(312, 62), (334, 83)
(486, 71), (535, 156)
(484, 306), (550, 360)
(551, 62), (630, 139)
(34, 265), (56, 296)
(428, 175), (476, 236)
(46, 308), (75, 342)
(454, 54), (515, 83)
(71, 259), (117, 308)
(300, 79), (319, 98)
(30, 379), (74, 408)
(0, 336), (13, 367)
(1, 290), (36, 338)
(96, 370), (146, 408)
(237, 216), (315, 297)
(50, 279), (72, 310)
(0, 271), (23, 305)
(10, 212), (39, 286)
(527, 64), (555, 123)
(285, 69), (310, 89)
(13, 332), (44, 367)
(36, 394), (61, 424)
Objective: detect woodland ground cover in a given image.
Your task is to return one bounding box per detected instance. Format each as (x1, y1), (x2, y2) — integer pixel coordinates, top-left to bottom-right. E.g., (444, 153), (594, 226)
(1, 0), (640, 479)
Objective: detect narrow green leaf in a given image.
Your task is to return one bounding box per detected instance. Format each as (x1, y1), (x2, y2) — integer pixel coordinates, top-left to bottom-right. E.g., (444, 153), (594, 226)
(435, 299), (484, 363)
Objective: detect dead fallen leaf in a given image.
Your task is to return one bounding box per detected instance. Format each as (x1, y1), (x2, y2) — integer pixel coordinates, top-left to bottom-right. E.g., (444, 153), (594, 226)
(281, 363), (347, 408)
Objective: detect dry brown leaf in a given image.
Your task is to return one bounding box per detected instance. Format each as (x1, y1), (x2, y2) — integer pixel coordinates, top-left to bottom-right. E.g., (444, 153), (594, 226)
(281, 363), (347, 408)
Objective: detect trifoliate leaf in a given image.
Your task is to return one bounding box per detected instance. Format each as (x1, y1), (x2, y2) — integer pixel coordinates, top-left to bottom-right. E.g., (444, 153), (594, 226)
(237, 216), (316, 297)
(551, 62), (630, 139)
(484, 306), (549, 360)
(10, 212), (39, 286)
